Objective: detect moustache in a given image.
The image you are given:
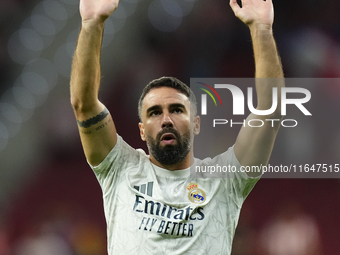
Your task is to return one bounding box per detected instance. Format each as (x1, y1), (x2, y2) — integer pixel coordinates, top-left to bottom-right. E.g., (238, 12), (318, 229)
(156, 127), (180, 141)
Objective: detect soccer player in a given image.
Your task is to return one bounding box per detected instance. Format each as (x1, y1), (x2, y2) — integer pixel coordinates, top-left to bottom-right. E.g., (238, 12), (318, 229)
(70, 0), (284, 254)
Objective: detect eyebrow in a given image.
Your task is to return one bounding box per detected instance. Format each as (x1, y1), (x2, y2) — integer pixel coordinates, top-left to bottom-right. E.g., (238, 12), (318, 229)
(169, 103), (186, 110)
(146, 105), (161, 115)
(146, 103), (187, 115)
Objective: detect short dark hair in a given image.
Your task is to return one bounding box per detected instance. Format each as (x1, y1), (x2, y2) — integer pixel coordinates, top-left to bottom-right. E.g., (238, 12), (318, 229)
(138, 77), (197, 121)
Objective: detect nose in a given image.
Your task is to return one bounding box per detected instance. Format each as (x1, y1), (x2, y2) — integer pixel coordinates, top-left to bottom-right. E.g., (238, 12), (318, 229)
(161, 112), (174, 128)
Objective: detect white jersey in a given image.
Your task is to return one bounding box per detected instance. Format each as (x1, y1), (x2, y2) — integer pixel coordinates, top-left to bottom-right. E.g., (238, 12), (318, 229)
(90, 135), (260, 255)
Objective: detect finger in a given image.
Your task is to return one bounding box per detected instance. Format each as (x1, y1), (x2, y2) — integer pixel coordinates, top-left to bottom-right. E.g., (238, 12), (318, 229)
(229, 0), (241, 13)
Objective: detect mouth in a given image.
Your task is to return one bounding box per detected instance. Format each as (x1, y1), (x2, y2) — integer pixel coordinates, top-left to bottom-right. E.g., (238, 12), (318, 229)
(160, 133), (177, 145)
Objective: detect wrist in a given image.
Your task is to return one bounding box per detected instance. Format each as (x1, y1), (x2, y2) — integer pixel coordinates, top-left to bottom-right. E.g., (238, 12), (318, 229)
(249, 23), (273, 36)
(81, 18), (106, 30)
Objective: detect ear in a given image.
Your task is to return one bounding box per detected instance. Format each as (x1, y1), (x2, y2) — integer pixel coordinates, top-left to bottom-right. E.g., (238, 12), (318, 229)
(193, 116), (200, 135)
(139, 122), (146, 141)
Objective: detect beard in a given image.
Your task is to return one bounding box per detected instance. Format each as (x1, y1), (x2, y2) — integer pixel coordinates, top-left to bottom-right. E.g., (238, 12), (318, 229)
(145, 127), (192, 166)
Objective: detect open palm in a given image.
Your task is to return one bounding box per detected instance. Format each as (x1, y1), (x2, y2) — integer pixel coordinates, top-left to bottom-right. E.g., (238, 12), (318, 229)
(80, 0), (120, 22)
(230, 0), (274, 27)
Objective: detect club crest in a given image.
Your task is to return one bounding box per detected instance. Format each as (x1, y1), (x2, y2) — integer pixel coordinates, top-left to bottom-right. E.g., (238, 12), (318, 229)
(187, 183), (206, 204)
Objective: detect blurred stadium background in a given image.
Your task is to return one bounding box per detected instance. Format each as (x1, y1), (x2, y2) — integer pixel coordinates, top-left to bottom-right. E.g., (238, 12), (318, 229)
(0, 0), (340, 254)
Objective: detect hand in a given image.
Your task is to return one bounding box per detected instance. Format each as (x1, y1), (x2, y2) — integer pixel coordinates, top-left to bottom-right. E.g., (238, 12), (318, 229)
(230, 0), (274, 28)
(80, 0), (120, 23)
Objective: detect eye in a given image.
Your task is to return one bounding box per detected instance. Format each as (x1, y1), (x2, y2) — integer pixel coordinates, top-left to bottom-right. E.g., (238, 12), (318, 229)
(150, 110), (161, 116)
(172, 108), (183, 114)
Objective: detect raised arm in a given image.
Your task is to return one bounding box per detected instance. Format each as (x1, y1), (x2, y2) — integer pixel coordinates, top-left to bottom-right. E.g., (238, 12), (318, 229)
(230, 0), (284, 176)
(70, 0), (119, 166)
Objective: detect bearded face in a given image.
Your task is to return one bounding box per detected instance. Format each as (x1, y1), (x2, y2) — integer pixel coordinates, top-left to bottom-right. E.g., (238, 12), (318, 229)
(145, 127), (192, 166)
(139, 87), (200, 168)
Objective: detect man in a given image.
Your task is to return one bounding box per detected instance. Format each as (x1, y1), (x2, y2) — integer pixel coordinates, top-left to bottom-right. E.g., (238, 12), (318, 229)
(70, 0), (284, 254)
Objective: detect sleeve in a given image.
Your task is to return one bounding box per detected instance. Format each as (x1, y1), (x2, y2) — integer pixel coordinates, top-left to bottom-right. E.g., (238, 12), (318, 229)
(211, 146), (261, 207)
(88, 134), (140, 194)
